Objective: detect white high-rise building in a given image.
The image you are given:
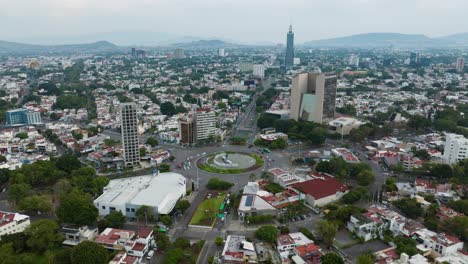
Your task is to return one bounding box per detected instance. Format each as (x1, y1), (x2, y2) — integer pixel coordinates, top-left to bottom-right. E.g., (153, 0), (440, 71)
(253, 64), (265, 78)
(218, 48), (225, 57)
(349, 54), (360, 67)
(443, 133), (468, 164)
(195, 108), (216, 142)
(456, 57), (465, 72)
(120, 103), (140, 167)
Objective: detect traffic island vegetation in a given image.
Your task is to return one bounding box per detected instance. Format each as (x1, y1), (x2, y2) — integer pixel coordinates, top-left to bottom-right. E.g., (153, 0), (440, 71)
(197, 152), (264, 174)
(189, 192), (226, 226)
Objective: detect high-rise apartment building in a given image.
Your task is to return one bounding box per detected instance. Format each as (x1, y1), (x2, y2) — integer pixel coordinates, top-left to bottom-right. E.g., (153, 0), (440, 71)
(456, 57), (465, 72)
(290, 72), (337, 123)
(195, 108), (216, 142)
(173, 48), (185, 59)
(120, 103), (140, 167)
(253, 64), (265, 78)
(443, 133), (468, 164)
(348, 54), (360, 67)
(5, 109), (42, 127)
(218, 48), (225, 57)
(179, 114), (195, 145)
(410, 52), (420, 66)
(239, 61), (253, 72)
(285, 25), (294, 69)
(323, 74), (338, 119)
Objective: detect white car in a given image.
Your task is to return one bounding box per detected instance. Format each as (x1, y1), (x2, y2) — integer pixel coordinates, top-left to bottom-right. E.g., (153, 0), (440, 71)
(147, 250), (155, 260)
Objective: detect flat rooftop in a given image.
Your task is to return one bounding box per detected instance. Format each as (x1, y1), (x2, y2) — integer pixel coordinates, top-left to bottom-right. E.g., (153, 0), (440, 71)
(94, 172), (186, 214)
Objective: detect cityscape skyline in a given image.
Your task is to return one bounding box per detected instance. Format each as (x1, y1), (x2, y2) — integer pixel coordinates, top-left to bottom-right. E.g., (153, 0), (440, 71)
(1, 0), (468, 44)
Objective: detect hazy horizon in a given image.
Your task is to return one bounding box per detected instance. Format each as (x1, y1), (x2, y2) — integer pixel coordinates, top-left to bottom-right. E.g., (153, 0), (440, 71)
(1, 0), (468, 45)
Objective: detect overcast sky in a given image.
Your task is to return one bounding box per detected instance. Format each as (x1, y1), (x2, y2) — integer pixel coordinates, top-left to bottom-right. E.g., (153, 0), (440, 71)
(1, 0), (468, 44)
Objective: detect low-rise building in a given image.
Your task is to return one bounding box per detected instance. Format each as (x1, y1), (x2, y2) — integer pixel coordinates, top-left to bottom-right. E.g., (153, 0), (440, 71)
(290, 172), (348, 207)
(60, 225), (99, 246)
(0, 211), (30, 239)
(219, 235), (257, 263)
(95, 228), (136, 251)
(94, 173), (187, 218)
(328, 117), (364, 136)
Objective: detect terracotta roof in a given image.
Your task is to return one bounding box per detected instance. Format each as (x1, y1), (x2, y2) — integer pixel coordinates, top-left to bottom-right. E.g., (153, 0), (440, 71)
(291, 173), (348, 200)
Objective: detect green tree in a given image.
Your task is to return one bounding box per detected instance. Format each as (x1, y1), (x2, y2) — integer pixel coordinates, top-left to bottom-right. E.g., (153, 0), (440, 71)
(71, 241), (109, 264)
(407, 115), (431, 131)
(136, 205), (154, 222)
(320, 253), (344, 264)
(160, 102), (176, 116)
(155, 233), (171, 251)
(25, 219), (63, 253)
(15, 132), (28, 139)
(356, 170), (375, 186)
(316, 220), (338, 248)
(55, 154), (81, 174)
(8, 183), (31, 204)
(173, 237), (190, 249)
(356, 253), (374, 264)
(299, 227), (316, 241)
(57, 189), (98, 225)
(104, 211), (126, 229)
(174, 200), (191, 213)
(206, 177), (234, 190)
(146, 137), (159, 147)
(394, 236), (418, 256)
(17, 195), (51, 214)
(160, 215), (172, 227)
(0, 155), (6, 163)
(393, 198), (423, 219)
(215, 237), (224, 246)
(140, 147), (147, 157)
(255, 225), (278, 243)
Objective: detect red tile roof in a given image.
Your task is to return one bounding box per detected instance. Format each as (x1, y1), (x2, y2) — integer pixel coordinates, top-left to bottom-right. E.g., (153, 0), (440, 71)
(137, 226), (153, 239)
(295, 243), (321, 256)
(291, 173), (348, 200)
(0, 212), (15, 227)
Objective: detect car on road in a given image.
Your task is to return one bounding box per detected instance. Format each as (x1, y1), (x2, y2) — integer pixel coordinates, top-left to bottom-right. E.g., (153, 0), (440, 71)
(147, 250), (154, 260)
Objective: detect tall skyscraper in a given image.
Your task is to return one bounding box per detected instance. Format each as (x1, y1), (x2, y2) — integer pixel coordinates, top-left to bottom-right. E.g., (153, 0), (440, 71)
(179, 114), (195, 145)
(173, 48), (185, 59)
(195, 108), (216, 142)
(285, 25), (294, 69)
(290, 72), (337, 123)
(410, 52), (420, 66)
(218, 48), (225, 57)
(253, 64), (265, 78)
(120, 103), (140, 167)
(456, 57), (465, 72)
(348, 54), (360, 67)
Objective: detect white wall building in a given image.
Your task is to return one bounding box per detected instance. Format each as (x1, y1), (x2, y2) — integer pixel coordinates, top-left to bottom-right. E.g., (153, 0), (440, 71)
(349, 54), (360, 67)
(253, 64), (265, 78)
(94, 173), (187, 217)
(195, 109), (216, 142)
(0, 211), (30, 239)
(443, 133), (468, 164)
(218, 48), (225, 57)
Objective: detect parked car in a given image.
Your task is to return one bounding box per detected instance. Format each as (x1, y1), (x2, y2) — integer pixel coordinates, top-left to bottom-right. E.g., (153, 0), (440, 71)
(147, 250), (154, 260)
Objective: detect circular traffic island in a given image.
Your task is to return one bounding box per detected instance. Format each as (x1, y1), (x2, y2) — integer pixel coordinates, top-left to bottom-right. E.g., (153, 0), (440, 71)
(197, 152), (264, 174)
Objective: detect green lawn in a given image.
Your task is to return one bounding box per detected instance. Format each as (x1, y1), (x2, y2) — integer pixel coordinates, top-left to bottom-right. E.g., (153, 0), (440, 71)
(189, 194), (226, 226)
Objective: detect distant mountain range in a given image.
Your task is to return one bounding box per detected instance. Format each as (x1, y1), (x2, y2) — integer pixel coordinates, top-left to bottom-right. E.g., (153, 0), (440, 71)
(304, 32), (468, 48)
(0, 40), (121, 55)
(2, 32), (468, 55)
